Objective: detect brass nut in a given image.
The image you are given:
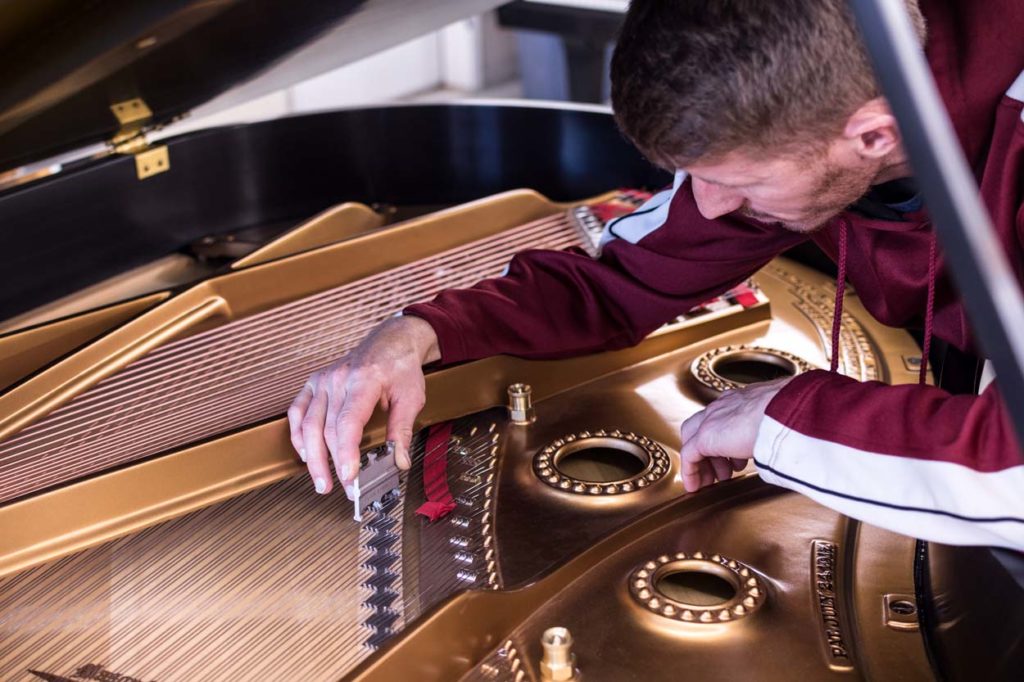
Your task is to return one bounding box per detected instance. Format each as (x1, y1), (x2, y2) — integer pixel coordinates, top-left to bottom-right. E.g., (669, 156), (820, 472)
(539, 627), (578, 681)
(507, 383), (536, 425)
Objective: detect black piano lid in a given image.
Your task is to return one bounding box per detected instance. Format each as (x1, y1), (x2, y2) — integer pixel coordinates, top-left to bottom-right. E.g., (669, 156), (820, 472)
(0, 0), (502, 172)
(0, 0), (669, 321)
(0, 103), (669, 321)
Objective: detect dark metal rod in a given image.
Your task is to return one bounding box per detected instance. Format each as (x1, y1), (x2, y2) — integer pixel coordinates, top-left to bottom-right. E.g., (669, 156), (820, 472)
(848, 0), (1024, 449)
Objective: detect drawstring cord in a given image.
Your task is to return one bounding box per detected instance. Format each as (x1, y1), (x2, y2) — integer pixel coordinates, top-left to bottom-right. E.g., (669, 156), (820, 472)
(830, 219), (849, 373)
(920, 226), (938, 385)
(829, 217), (937, 386)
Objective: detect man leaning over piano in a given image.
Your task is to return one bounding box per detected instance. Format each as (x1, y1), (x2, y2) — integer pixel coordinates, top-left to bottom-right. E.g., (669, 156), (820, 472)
(288, 0), (1024, 551)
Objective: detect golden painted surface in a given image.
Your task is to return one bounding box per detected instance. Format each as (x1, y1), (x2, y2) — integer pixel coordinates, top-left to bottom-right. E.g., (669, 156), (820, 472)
(230, 201), (385, 269)
(0, 189), (564, 445)
(0, 256), (199, 335)
(0, 293), (167, 392)
(0, 303), (929, 680)
(0, 304), (768, 578)
(0, 192), (930, 681)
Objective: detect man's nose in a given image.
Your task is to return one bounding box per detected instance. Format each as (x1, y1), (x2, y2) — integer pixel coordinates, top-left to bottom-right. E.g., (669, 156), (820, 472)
(691, 178), (744, 220)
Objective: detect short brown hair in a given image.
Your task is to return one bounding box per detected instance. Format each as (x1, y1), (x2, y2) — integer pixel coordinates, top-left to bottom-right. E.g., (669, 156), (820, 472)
(611, 0), (927, 168)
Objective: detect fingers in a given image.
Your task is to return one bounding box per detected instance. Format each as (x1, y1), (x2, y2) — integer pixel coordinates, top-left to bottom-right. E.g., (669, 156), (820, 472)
(679, 411), (702, 493)
(679, 437), (705, 494)
(698, 459), (716, 490)
(679, 408), (735, 491)
(300, 382), (333, 495)
(331, 380), (380, 486)
(287, 382), (314, 460)
(708, 455), (734, 483)
(679, 410), (703, 444)
(321, 371), (348, 466)
(386, 389), (425, 470)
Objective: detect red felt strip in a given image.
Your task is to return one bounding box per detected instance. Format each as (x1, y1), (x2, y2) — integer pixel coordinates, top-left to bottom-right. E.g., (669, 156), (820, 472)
(415, 421), (457, 522)
(730, 284), (759, 308)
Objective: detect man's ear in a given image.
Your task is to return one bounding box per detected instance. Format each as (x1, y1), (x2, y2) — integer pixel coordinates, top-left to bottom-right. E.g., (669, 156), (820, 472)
(843, 97), (901, 159)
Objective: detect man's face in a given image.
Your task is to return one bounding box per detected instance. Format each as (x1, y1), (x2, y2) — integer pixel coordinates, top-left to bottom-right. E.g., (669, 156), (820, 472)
(685, 145), (879, 233)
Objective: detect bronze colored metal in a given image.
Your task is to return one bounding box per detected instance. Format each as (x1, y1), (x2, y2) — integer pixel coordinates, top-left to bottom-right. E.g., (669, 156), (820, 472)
(0, 249), (915, 582)
(0, 189), (565, 446)
(0, 189), (932, 681)
(353, 483), (931, 682)
(0, 203), (385, 337)
(231, 202), (386, 269)
(0, 191), (585, 503)
(0, 473), (400, 681)
(539, 627), (578, 682)
(762, 261), (887, 382)
(843, 523), (933, 679)
(883, 593), (920, 631)
(0, 217), (575, 503)
(533, 431), (671, 496)
(0, 254), (213, 334)
(690, 344), (816, 397)
(0, 292), (168, 392)
(627, 552), (766, 623)
(346, 259), (927, 681)
(0, 299), (768, 578)
(507, 383), (537, 425)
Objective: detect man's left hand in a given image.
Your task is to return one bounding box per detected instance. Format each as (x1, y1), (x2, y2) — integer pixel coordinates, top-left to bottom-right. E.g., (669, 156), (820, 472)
(678, 378), (791, 493)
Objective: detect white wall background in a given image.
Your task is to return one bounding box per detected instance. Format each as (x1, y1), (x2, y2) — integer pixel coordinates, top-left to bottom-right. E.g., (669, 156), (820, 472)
(159, 12), (520, 139)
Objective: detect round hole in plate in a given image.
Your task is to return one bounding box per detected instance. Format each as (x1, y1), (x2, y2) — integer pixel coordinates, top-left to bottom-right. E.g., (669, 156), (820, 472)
(554, 438), (649, 484)
(655, 566), (738, 607)
(711, 351), (798, 386)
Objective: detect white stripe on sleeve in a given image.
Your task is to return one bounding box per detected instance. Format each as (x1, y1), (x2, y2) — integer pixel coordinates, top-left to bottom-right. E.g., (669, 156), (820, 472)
(1008, 69), (1024, 102)
(753, 416), (1024, 551)
(598, 170), (688, 250)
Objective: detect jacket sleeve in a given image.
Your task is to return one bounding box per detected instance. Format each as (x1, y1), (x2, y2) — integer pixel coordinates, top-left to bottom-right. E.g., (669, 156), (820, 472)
(754, 370), (1024, 551)
(404, 172), (805, 363)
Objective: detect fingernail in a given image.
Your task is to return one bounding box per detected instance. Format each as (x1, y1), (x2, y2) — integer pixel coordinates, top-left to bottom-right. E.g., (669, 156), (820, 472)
(299, 448), (307, 462)
(341, 464), (351, 481)
(396, 446), (411, 470)
(314, 477), (327, 494)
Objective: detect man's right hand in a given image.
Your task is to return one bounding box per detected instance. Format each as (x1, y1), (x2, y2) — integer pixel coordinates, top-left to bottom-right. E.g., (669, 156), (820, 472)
(287, 315), (440, 495)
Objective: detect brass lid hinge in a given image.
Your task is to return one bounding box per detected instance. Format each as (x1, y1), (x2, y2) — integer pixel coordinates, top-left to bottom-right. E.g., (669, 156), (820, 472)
(108, 98), (169, 180)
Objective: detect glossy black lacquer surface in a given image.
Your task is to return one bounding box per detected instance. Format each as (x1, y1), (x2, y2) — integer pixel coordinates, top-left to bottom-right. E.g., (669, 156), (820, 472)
(0, 0), (366, 170)
(0, 104), (668, 320)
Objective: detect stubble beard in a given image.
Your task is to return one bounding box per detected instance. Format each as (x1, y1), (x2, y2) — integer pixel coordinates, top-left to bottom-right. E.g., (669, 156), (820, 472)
(740, 159), (878, 234)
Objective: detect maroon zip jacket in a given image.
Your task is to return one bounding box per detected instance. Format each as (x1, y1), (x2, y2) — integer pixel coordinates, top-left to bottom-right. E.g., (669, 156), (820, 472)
(405, 0), (1024, 550)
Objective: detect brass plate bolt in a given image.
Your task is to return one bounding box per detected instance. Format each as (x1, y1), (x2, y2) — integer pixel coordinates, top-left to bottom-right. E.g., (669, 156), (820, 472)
(539, 627), (578, 681)
(883, 594), (919, 631)
(507, 383), (536, 425)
